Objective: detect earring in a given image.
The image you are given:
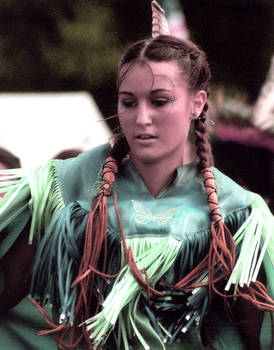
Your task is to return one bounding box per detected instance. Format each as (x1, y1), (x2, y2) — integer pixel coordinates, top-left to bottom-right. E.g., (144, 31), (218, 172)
(191, 113), (196, 120)
(197, 114), (206, 122)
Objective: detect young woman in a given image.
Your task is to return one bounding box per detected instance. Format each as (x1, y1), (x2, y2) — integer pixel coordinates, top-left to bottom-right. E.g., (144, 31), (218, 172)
(0, 15), (273, 350)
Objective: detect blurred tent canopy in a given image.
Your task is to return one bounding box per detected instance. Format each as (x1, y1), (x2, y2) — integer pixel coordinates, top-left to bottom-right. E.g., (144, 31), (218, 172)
(0, 92), (111, 167)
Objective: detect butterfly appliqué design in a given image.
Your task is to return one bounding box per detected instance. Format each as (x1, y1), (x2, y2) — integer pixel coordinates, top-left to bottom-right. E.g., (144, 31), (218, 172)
(132, 200), (181, 225)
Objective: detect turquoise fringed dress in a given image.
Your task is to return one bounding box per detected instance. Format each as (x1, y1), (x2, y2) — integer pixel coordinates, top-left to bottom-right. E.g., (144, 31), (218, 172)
(0, 144), (273, 350)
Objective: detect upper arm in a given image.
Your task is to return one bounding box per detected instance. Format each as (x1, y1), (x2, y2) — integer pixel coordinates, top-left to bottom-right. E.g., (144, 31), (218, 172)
(0, 223), (36, 313)
(233, 267), (266, 349)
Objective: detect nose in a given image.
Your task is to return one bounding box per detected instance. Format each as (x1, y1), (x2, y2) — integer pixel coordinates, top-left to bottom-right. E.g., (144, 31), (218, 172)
(136, 102), (152, 127)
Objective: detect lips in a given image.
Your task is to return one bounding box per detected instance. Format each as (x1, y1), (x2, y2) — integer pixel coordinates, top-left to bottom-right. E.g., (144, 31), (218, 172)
(136, 134), (156, 140)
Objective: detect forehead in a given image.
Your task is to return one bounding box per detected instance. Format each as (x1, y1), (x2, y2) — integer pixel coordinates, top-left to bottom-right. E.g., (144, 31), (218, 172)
(119, 61), (187, 92)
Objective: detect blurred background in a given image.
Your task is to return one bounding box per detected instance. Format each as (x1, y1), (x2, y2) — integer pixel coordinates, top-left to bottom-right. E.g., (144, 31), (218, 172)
(0, 0), (273, 210)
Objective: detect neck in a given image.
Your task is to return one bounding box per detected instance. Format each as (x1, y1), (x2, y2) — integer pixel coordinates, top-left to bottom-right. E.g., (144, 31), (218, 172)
(131, 146), (196, 197)
(132, 161), (176, 197)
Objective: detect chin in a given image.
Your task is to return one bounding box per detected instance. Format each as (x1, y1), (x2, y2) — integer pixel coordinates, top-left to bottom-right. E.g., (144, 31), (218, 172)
(130, 150), (157, 164)
(131, 150), (173, 166)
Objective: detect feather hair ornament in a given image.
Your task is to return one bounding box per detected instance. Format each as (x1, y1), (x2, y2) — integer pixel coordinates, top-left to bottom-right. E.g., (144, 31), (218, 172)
(151, 0), (170, 38)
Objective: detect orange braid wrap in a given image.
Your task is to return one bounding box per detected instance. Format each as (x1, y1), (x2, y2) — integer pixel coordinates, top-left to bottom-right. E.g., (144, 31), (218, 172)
(68, 157), (119, 348)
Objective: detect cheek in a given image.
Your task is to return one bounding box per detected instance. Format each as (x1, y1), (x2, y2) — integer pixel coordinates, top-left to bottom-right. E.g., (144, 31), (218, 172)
(165, 126), (187, 145)
(118, 115), (131, 135)
(164, 111), (191, 136)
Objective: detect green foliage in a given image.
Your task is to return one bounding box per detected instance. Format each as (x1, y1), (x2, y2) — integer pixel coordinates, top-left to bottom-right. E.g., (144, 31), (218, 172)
(40, 2), (121, 89)
(0, 1), (121, 92)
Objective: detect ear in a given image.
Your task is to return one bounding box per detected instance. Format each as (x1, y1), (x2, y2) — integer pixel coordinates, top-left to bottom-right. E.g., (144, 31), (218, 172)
(192, 90), (207, 116)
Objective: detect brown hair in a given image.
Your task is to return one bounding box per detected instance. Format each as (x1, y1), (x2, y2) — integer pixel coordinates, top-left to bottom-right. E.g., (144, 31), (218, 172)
(118, 35), (210, 93)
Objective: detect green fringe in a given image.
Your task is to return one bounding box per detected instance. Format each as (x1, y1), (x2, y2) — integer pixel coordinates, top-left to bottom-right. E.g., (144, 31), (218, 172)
(84, 236), (182, 348)
(0, 161), (65, 245)
(225, 194), (274, 293)
(0, 169), (31, 228)
(0, 169), (31, 259)
(30, 205), (122, 326)
(30, 201), (89, 325)
(84, 195), (273, 348)
(140, 272), (209, 345)
(27, 161), (65, 243)
(3, 163), (271, 349)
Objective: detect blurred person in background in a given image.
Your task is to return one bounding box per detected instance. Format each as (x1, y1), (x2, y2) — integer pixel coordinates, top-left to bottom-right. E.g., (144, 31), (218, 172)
(213, 126), (274, 214)
(210, 91), (274, 214)
(0, 147), (21, 170)
(53, 148), (83, 160)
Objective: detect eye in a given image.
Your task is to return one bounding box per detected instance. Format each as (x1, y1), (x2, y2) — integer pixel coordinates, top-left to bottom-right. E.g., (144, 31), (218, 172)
(120, 99), (137, 108)
(151, 97), (177, 107)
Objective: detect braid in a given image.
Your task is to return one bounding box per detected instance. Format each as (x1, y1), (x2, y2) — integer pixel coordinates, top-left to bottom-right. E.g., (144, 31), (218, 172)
(71, 136), (130, 346)
(194, 103), (214, 172)
(109, 134), (130, 165)
(193, 105), (236, 295)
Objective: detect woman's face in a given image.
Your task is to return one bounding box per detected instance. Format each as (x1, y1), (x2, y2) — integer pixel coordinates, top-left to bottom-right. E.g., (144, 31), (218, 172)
(118, 60), (206, 168)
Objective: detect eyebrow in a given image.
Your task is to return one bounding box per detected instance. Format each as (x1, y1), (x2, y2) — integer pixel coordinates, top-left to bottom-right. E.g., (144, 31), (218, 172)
(118, 88), (173, 96)
(118, 91), (134, 96)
